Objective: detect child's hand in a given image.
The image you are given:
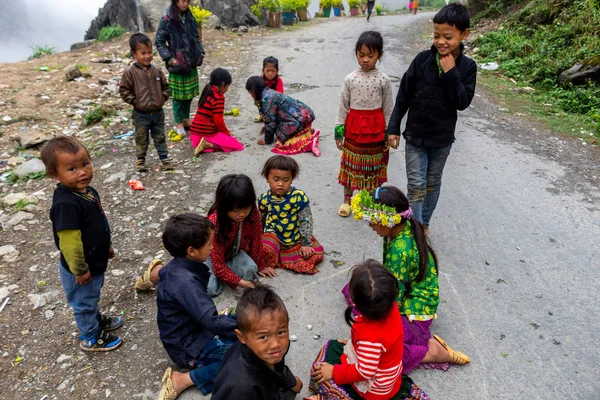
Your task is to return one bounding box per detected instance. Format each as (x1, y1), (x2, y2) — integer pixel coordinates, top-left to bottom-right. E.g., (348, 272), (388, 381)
(312, 362), (334, 384)
(299, 246), (314, 260)
(75, 271), (92, 285)
(258, 267), (277, 278)
(337, 339), (348, 345)
(108, 248), (115, 259)
(336, 139), (344, 151)
(291, 376), (303, 393)
(388, 134), (400, 149)
(439, 53), (456, 73)
(238, 279), (256, 289)
(169, 58), (178, 66)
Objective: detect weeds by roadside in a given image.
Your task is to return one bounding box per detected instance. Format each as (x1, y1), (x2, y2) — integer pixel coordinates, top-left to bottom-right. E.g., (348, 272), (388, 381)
(98, 25), (126, 42)
(82, 105), (116, 126)
(28, 45), (56, 60)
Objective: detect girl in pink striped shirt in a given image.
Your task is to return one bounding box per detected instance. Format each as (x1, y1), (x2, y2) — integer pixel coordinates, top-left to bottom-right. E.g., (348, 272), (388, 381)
(308, 260), (429, 400)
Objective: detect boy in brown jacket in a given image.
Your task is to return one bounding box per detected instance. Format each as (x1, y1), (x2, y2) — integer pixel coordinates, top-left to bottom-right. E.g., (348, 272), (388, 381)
(120, 33), (173, 172)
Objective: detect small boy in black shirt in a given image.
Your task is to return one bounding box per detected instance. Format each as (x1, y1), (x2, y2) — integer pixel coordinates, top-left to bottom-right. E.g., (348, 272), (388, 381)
(41, 136), (122, 352)
(387, 3), (477, 234)
(211, 285), (303, 400)
(156, 213), (238, 399)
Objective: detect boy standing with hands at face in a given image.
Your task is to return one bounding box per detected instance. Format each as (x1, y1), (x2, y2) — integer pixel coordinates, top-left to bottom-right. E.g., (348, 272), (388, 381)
(41, 137), (122, 352)
(387, 3), (476, 235)
(120, 33), (173, 172)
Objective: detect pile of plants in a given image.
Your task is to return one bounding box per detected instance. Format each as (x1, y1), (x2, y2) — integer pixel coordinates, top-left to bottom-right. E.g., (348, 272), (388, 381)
(97, 25), (126, 42)
(474, 0), (600, 134)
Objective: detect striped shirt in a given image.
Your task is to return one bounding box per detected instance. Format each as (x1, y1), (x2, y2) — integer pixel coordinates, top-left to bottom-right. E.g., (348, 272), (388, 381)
(333, 306), (404, 399)
(190, 85), (229, 136)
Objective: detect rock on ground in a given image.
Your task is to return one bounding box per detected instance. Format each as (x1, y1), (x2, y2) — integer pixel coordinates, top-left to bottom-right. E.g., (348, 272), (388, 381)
(13, 158), (45, 177)
(559, 56), (600, 85)
(64, 65), (83, 82)
(1, 192), (39, 207)
(18, 129), (53, 149)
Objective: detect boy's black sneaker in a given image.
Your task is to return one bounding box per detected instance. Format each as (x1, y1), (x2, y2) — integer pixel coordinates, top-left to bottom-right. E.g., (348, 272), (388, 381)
(99, 314), (122, 332)
(80, 331), (123, 352)
(136, 159), (147, 172)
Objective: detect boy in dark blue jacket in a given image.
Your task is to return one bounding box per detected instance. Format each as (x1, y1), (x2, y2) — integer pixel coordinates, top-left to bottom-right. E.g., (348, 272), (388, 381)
(156, 213), (237, 399)
(387, 3), (476, 234)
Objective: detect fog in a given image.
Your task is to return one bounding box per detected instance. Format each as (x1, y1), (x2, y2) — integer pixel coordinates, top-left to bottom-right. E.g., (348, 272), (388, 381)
(0, 0), (107, 63)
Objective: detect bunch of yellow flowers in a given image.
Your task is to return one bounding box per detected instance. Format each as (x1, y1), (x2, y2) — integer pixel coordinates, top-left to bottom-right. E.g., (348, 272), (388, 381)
(190, 3), (213, 25)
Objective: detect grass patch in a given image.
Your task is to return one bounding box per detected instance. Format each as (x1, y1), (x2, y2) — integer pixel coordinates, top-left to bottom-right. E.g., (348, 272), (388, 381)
(28, 45), (56, 60)
(82, 105), (116, 126)
(98, 25), (126, 42)
(76, 64), (88, 71)
(6, 170), (46, 185)
(14, 199), (36, 210)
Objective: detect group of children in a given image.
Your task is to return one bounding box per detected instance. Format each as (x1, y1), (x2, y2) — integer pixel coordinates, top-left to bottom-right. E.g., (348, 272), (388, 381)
(44, 3), (477, 399)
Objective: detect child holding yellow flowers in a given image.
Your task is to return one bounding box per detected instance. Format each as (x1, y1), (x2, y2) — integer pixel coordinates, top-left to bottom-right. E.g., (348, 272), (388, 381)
(346, 185), (471, 374)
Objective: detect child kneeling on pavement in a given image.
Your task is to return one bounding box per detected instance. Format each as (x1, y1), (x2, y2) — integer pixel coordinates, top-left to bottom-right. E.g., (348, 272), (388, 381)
(157, 213), (238, 400)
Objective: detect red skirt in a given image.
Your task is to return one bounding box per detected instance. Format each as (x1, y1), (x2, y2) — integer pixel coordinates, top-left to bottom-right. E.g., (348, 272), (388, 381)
(344, 108), (386, 143)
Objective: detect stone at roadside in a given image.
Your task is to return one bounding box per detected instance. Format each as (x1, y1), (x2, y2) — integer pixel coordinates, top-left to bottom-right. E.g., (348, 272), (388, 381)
(510, 87), (535, 94)
(204, 14), (222, 30)
(18, 129), (53, 149)
(7, 157), (26, 166)
(0, 284), (19, 301)
(239, 25), (248, 33)
(558, 56), (600, 85)
(6, 211), (34, 226)
(1, 192), (39, 207)
(14, 158), (46, 177)
(104, 172), (126, 183)
(65, 65), (83, 81)
(98, 78), (110, 85)
(70, 39), (97, 51)
(28, 290), (60, 309)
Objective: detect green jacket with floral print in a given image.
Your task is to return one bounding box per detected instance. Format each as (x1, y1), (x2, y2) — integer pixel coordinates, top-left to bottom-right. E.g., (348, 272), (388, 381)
(383, 221), (439, 317)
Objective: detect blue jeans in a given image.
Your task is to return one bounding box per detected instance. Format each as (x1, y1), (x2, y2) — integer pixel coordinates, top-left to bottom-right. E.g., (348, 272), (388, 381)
(58, 264), (104, 341)
(205, 251), (260, 297)
(132, 109), (168, 160)
(188, 337), (234, 395)
(405, 142), (453, 226)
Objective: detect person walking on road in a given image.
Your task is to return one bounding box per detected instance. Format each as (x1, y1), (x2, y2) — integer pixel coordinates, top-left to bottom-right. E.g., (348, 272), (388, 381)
(366, 0), (376, 21)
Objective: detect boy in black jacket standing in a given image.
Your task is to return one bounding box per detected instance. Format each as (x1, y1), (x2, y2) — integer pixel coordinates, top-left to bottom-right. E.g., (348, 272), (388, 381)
(387, 3), (476, 234)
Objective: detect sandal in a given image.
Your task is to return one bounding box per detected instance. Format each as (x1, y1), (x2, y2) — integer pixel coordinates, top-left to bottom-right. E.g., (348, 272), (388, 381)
(158, 367), (178, 400)
(311, 130), (321, 157)
(134, 258), (162, 292)
(432, 334), (470, 365)
(338, 203), (351, 218)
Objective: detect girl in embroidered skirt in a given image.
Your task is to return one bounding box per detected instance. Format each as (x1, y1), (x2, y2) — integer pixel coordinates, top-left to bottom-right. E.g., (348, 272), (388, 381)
(246, 76), (321, 157)
(255, 56), (285, 122)
(258, 155), (324, 275)
(309, 259), (429, 400)
(348, 186), (470, 374)
(189, 68), (244, 156)
(155, 0), (204, 138)
(336, 31), (393, 218)
(133, 174), (276, 295)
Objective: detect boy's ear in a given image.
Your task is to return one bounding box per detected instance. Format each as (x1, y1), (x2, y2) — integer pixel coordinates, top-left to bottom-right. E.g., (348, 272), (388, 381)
(186, 246), (195, 257)
(234, 329), (246, 344)
(461, 28), (470, 41)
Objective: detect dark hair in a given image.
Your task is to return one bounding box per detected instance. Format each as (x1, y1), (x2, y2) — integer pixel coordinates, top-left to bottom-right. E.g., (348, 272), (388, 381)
(129, 32), (152, 54)
(162, 213), (214, 257)
(355, 30), (384, 57)
(261, 155), (300, 180)
(344, 259), (399, 326)
(433, 3), (471, 32)
(40, 136), (89, 177)
(374, 186), (438, 282)
(245, 76), (267, 101)
(208, 174), (257, 243)
(237, 283), (288, 333)
(263, 56), (279, 71)
(169, 0), (185, 18)
(198, 68), (232, 109)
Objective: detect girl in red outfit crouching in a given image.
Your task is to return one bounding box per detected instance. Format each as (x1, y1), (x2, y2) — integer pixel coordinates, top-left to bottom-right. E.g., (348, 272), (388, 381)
(189, 68), (244, 156)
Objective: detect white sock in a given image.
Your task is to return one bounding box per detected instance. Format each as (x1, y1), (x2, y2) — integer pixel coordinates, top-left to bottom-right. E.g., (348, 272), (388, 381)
(176, 127), (186, 135)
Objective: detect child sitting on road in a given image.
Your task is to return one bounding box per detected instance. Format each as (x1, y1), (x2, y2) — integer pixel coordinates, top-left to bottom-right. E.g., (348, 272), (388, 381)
(255, 56), (285, 122)
(156, 213), (238, 400)
(189, 68), (244, 156)
(41, 136), (122, 352)
(349, 186), (470, 374)
(212, 284), (303, 400)
(259, 155), (324, 275)
(134, 174), (277, 296)
(119, 32), (173, 172)
(386, 3), (476, 234)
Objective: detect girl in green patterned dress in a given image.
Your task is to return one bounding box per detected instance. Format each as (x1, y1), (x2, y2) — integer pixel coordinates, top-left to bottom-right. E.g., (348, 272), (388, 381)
(348, 186), (470, 373)
(156, 0), (205, 137)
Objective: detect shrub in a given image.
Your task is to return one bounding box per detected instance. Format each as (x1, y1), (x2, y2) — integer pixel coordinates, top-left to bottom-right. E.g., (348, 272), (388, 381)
(98, 25), (126, 42)
(28, 45), (56, 60)
(348, 0), (361, 8)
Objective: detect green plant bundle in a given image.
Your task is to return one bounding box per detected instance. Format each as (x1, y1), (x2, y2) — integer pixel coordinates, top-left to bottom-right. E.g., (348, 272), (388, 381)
(320, 0), (333, 8)
(259, 0), (282, 11)
(375, 3), (383, 10)
(98, 25), (126, 42)
(28, 45), (55, 60)
(332, 0), (343, 7)
(190, 3), (213, 25)
(281, 0), (303, 11)
(348, 0), (361, 8)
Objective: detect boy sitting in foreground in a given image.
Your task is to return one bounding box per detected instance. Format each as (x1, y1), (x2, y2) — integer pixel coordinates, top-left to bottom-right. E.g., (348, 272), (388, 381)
(211, 284), (303, 400)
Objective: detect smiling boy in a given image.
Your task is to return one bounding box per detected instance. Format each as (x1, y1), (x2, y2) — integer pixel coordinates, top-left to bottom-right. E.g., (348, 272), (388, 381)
(387, 3), (476, 235)
(211, 285), (303, 400)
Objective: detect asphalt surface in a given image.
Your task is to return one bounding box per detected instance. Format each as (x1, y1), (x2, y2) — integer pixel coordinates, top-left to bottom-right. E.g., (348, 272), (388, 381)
(181, 13), (600, 399)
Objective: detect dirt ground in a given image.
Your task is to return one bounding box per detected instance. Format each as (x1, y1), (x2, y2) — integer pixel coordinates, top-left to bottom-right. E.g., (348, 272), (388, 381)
(1, 14), (599, 400)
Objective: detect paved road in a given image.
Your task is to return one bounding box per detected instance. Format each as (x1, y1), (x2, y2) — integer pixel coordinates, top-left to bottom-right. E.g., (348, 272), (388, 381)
(182, 13), (600, 399)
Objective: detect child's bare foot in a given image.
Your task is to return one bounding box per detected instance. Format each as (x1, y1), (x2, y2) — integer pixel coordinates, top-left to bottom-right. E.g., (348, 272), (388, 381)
(257, 139), (267, 145)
